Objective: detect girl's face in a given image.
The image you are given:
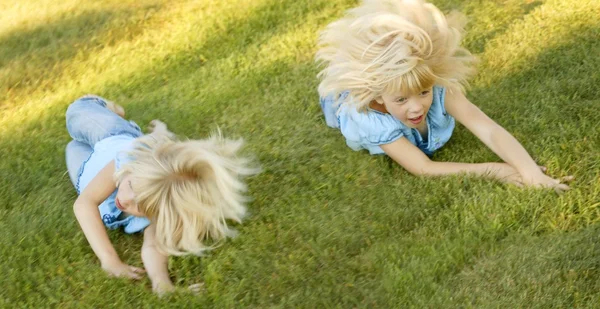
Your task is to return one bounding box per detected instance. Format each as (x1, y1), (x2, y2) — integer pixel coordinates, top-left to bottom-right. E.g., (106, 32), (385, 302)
(377, 88), (433, 129)
(115, 174), (145, 217)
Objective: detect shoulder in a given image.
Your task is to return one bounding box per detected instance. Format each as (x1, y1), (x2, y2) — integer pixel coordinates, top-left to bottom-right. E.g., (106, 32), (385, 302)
(338, 104), (406, 145)
(113, 136), (137, 171)
(431, 86), (448, 113)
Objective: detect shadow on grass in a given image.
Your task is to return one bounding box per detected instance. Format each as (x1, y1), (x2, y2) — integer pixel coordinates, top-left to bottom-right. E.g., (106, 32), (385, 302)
(361, 22), (600, 307)
(461, 0), (544, 54)
(435, 20), (600, 164)
(450, 225), (600, 307)
(0, 0), (599, 306)
(0, 0), (322, 206)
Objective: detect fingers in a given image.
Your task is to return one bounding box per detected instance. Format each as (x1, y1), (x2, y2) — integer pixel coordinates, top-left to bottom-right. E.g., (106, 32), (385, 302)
(153, 282), (176, 297)
(131, 266), (146, 273)
(553, 183), (571, 194)
(560, 175), (575, 183)
(148, 120), (157, 132)
(107, 269), (141, 280)
(130, 266), (146, 274)
(546, 177), (571, 194)
(148, 120), (167, 132)
(188, 283), (204, 294)
(552, 175), (573, 194)
(151, 282), (204, 296)
(112, 266), (144, 280)
(127, 266), (145, 280)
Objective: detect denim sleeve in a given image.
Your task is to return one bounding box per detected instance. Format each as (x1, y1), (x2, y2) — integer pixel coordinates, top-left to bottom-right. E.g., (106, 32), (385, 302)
(338, 106), (404, 155)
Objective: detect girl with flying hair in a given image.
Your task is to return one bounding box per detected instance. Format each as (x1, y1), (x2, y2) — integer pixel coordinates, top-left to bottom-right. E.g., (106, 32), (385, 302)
(317, 0), (572, 191)
(65, 95), (258, 295)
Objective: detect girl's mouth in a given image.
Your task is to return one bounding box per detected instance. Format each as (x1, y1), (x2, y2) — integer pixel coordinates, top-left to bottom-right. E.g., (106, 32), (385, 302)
(408, 115), (423, 125)
(115, 198), (125, 211)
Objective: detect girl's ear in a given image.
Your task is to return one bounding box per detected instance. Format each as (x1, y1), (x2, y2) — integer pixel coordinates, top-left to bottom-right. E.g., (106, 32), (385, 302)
(375, 97), (384, 105)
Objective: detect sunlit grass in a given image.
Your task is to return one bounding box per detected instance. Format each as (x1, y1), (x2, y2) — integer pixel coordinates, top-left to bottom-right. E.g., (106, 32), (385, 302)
(0, 0), (598, 307)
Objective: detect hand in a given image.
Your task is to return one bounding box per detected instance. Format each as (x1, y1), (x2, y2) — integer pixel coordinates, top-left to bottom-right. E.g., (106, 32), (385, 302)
(521, 167), (574, 194)
(488, 163), (524, 186)
(152, 281), (175, 297)
(187, 283), (204, 294)
(148, 119), (167, 133)
(152, 281), (204, 297)
(493, 163), (573, 193)
(148, 120), (176, 139)
(101, 259), (146, 280)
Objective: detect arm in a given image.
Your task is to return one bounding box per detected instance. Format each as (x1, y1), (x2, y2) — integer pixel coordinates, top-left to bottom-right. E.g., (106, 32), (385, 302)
(74, 160), (145, 279)
(142, 224), (175, 295)
(380, 136), (520, 181)
(444, 91), (542, 176)
(444, 90), (570, 191)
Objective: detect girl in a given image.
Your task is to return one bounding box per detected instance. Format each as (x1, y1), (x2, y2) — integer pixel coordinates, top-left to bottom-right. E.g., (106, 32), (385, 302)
(316, 0), (572, 192)
(65, 95), (258, 295)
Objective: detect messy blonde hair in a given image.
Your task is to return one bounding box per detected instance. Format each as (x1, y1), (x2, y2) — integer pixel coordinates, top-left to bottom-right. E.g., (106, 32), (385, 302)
(115, 131), (258, 256)
(316, 0), (477, 109)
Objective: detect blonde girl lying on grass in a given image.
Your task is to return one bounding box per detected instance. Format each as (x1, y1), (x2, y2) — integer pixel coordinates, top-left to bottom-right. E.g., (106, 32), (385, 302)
(317, 0), (573, 192)
(65, 95), (258, 295)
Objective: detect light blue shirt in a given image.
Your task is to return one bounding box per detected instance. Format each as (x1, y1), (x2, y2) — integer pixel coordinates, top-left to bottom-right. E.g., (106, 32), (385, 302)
(77, 135), (150, 234)
(320, 86), (455, 156)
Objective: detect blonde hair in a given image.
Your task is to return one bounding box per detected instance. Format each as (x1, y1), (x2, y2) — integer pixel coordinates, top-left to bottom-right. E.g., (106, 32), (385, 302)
(316, 0), (477, 109)
(115, 131), (259, 256)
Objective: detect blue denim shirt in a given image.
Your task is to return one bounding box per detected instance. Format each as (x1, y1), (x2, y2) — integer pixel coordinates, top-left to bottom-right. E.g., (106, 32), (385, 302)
(76, 136), (150, 234)
(66, 96), (150, 233)
(320, 86), (455, 156)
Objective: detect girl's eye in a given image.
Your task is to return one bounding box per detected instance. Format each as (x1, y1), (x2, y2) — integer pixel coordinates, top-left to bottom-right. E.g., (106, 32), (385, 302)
(396, 97), (407, 103)
(419, 90), (430, 96)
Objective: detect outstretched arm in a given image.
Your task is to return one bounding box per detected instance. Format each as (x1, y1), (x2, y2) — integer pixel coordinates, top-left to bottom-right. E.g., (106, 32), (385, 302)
(74, 161), (145, 279)
(380, 136), (524, 183)
(444, 90), (571, 191)
(142, 224), (174, 296)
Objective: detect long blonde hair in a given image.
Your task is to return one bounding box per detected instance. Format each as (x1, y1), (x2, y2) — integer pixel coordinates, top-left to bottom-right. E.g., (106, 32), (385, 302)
(316, 0), (477, 109)
(115, 131), (259, 256)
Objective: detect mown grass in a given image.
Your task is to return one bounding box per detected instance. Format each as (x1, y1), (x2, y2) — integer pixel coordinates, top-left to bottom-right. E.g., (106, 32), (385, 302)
(0, 0), (599, 307)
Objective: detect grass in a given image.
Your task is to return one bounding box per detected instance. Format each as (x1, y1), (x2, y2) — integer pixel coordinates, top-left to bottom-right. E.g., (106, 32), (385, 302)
(0, 0), (599, 307)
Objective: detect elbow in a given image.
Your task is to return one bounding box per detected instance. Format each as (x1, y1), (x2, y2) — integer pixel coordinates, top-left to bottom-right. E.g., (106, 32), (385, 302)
(72, 198), (89, 217)
(405, 160), (435, 177)
(141, 245), (151, 260)
(73, 200), (82, 215)
(141, 243), (164, 262)
(142, 242), (157, 253)
(408, 167), (429, 177)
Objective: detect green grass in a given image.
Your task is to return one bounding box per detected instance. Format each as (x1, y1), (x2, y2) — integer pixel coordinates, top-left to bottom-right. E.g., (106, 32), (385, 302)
(1, 0), (599, 307)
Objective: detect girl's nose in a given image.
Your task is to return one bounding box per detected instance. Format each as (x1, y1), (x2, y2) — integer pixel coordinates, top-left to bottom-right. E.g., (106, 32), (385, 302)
(407, 101), (422, 114)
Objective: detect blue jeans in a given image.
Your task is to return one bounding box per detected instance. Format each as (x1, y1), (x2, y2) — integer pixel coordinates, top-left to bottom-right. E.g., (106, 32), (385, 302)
(65, 95), (142, 188)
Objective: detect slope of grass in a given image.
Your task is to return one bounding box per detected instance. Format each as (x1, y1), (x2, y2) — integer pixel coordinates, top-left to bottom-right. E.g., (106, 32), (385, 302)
(0, 0), (598, 307)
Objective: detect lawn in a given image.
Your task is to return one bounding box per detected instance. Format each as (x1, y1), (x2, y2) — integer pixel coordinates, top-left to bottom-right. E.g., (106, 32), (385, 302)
(1, 0), (599, 307)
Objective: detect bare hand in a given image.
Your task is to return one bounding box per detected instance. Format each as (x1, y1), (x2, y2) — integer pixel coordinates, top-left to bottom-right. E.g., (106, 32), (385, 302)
(148, 119), (168, 133)
(101, 260), (146, 280)
(187, 283), (204, 294)
(152, 281), (204, 297)
(147, 119), (176, 139)
(521, 167), (574, 194)
(152, 281), (176, 297)
(491, 163), (527, 187)
(495, 163), (573, 193)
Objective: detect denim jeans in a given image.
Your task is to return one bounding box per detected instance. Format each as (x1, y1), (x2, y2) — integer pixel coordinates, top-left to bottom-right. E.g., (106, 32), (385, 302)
(65, 95), (142, 188)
